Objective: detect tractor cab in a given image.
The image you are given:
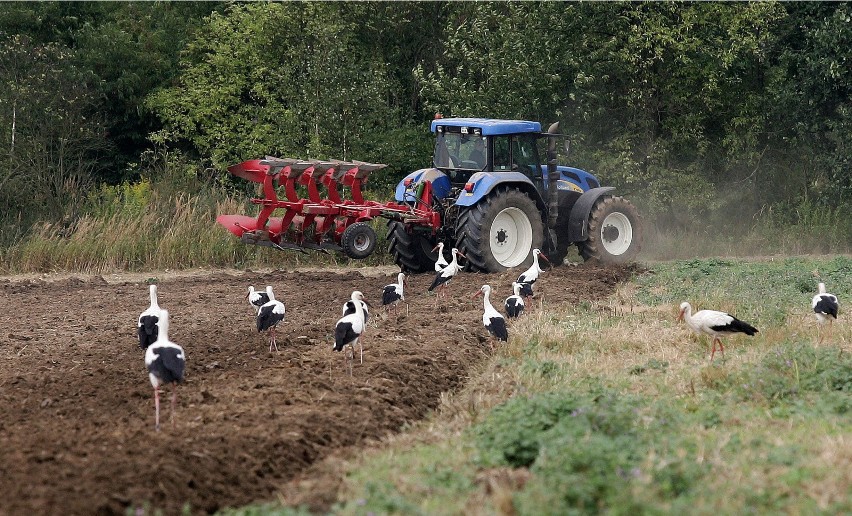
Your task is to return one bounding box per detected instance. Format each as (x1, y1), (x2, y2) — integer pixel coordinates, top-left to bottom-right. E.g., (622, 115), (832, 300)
(432, 118), (549, 194)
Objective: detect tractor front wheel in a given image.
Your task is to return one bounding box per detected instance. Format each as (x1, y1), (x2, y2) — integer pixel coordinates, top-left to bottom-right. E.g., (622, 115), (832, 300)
(456, 187), (544, 273)
(387, 220), (436, 273)
(578, 196), (642, 264)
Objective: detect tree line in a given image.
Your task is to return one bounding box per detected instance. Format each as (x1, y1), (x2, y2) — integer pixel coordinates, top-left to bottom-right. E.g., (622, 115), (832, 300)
(0, 1), (849, 245)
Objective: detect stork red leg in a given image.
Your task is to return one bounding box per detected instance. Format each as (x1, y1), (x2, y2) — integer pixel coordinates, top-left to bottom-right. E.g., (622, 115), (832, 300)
(170, 387), (178, 427)
(154, 386), (161, 432)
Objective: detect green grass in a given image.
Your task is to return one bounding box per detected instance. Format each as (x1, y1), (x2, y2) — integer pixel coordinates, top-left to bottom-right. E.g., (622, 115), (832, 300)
(323, 257), (852, 515)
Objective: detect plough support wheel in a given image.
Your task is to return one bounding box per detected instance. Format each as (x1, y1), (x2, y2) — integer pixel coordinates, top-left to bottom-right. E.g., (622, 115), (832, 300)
(341, 222), (377, 259)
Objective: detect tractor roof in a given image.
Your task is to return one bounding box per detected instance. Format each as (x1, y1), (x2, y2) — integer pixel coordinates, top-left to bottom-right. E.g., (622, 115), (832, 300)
(431, 117), (542, 136)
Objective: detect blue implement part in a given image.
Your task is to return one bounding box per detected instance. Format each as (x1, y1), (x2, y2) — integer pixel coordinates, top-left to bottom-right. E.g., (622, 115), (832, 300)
(394, 168), (452, 202)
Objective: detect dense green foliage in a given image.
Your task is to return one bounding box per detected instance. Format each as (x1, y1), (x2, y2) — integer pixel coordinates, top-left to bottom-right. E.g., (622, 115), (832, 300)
(0, 1), (850, 260)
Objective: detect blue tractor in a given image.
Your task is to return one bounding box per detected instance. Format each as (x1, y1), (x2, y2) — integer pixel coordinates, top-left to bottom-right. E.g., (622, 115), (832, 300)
(387, 117), (643, 273)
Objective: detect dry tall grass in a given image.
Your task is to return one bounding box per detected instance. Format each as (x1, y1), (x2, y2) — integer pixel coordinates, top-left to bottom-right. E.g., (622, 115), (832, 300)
(1, 190), (392, 274)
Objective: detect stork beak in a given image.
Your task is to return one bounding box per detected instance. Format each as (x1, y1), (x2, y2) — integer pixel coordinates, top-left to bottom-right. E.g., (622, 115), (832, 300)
(457, 251), (467, 260)
(677, 309), (685, 322)
(431, 244), (441, 253)
(363, 299), (374, 308)
(540, 253), (551, 263)
(244, 292), (250, 300)
(471, 290), (482, 299)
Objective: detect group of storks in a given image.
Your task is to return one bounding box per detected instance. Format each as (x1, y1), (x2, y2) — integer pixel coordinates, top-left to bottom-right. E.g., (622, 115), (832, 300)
(135, 249), (839, 431)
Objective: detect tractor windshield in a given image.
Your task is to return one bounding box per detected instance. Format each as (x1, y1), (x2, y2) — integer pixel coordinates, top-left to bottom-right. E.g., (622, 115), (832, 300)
(434, 132), (486, 174)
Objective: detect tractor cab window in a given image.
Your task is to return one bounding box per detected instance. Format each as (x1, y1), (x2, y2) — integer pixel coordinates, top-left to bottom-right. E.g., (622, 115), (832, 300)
(512, 134), (541, 179)
(493, 136), (512, 171)
(434, 132), (486, 171)
(433, 131), (486, 183)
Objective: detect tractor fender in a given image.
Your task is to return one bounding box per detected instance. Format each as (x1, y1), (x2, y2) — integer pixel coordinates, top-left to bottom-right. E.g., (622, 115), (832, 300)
(567, 187), (616, 242)
(394, 168), (452, 202)
(455, 171), (543, 207)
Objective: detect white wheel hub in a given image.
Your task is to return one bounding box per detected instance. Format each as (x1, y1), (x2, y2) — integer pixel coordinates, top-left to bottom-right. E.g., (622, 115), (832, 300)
(600, 212), (633, 256)
(490, 207), (533, 267)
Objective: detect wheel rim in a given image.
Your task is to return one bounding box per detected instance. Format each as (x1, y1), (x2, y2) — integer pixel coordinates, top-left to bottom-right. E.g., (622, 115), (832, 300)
(353, 232), (371, 252)
(600, 212), (633, 256)
(490, 207), (533, 267)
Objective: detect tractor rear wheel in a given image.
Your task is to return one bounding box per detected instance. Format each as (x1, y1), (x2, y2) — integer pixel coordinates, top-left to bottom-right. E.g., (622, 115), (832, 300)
(387, 220), (435, 273)
(578, 196), (642, 264)
(456, 187), (544, 273)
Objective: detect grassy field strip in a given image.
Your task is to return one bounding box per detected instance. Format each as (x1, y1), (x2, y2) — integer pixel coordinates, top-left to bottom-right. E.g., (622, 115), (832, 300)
(307, 257), (852, 516)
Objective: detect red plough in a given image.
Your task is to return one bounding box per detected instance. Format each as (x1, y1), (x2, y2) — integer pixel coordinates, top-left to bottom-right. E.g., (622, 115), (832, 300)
(217, 157), (439, 258)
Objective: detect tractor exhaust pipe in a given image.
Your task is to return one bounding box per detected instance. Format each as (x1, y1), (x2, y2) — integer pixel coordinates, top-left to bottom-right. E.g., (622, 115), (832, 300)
(546, 122), (560, 231)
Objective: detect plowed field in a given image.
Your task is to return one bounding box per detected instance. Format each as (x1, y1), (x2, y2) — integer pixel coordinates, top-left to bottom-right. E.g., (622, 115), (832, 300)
(0, 263), (633, 515)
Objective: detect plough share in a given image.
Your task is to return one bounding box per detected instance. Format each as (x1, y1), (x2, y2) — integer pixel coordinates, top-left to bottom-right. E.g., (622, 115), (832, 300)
(217, 157), (440, 259)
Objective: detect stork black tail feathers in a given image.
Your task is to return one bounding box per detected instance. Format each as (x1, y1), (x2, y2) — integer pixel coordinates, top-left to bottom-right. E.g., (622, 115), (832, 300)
(333, 323), (349, 352)
(732, 318), (759, 336)
(427, 273), (442, 292)
(138, 316), (159, 350)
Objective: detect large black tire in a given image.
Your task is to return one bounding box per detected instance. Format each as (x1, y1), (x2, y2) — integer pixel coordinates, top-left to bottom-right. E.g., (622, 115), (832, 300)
(456, 187), (545, 273)
(387, 220), (435, 273)
(548, 190), (583, 266)
(578, 196), (642, 264)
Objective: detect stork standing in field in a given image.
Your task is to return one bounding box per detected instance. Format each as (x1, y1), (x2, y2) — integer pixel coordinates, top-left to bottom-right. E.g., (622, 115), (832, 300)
(504, 282), (526, 319)
(429, 247), (466, 304)
(246, 285), (270, 311)
(256, 286), (286, 352)
(432, 242), (449, 272)
(144, 310), (185, 431)
(343, 298), (370, 324)
(473, 284), (508, 350)
(334, 291), (369, 374)
(382, 272), (406, 316)
(138, 284), (162, 351)
(678, 301), (759, 361)
(516, 248), (551, 302)
(812, 282), (839, 344)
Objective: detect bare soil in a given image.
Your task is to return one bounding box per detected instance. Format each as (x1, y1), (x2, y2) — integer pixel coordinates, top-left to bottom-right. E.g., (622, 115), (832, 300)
(0, 263), (635, 515)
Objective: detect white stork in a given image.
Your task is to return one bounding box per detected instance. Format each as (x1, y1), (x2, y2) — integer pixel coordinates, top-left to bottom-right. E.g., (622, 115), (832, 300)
(342, 298), (370, 325)
(138, 284), (162, 351)
(473, 284), (508, 350)
(382, 272), (406, 315)
(678, 301), (758, 361)
(428, 247), (466, 303)
(812, 282), (839, 343)
(144, 309), (186, 431)
(246, 285), (270, 311)
(432, 242), (449, 272)
(516, 248), (551, 289)
(256, 286), (286, 352)
(504, 282), (526, 319)
(334, 291), (369, 372)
